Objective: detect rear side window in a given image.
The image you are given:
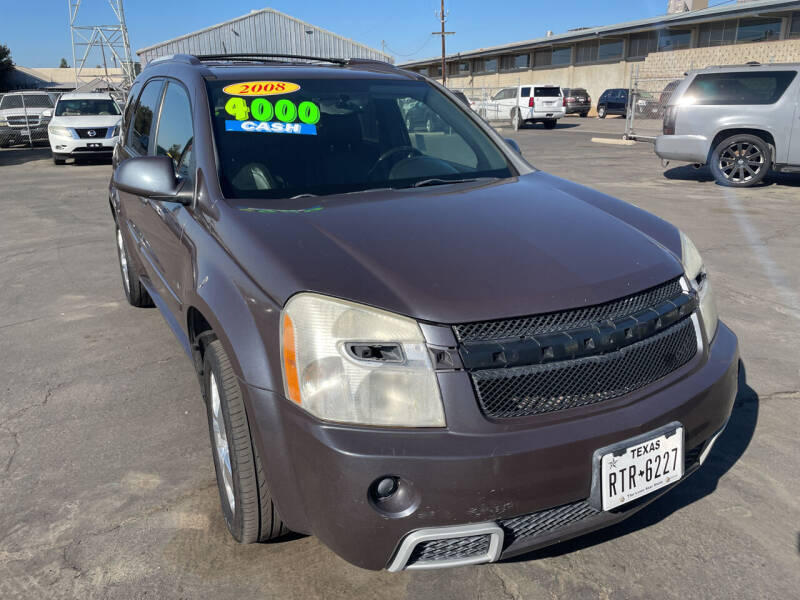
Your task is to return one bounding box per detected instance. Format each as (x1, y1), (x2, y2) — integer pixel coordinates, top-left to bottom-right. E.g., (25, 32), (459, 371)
(520, 87), (531, 98)
(685, 71), (797, 105)
(534, 87), (560, 97)
(155, 82), (195, 181)
(129, 80), (164, 155)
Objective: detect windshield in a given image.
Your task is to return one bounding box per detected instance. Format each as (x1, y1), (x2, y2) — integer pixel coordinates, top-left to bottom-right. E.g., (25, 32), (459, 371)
(0, 94), (53, 109)
(55, 98), (120, 116)
(207, 77), (513, 199)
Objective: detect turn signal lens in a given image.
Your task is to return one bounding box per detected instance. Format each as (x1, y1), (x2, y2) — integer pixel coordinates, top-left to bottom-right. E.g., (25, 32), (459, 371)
(281, 312), (302, 404)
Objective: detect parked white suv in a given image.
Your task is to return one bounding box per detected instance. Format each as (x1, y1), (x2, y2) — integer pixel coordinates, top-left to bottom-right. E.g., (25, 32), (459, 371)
(0, 91), (54, 147)
(47, 92), (122, 164)
(476, 85), (565, 130)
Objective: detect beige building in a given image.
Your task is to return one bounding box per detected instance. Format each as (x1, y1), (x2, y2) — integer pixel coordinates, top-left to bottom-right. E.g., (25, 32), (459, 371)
(401, 0), (800, 115)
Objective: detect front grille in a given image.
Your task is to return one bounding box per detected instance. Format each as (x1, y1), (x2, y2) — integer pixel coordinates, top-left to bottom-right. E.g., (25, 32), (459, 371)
(407, 534), (491, 566)
(75, 128), (108, 139)
(6, 115), (39, 127)
(501, 501), (600, 545)
(472, 318), (697, 419)
(454, 278), (683, 342)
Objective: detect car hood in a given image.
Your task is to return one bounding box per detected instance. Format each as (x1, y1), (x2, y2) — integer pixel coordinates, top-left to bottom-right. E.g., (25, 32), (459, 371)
(218, 172), (684, 324)
(0, 108), (49, 117)
(50, 115), (121, 128)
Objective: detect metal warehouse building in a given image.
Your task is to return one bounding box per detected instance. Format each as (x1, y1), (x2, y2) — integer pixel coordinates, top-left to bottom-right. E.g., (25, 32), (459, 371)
(401, 0), (800, 116)
(136, 8), (391, 65)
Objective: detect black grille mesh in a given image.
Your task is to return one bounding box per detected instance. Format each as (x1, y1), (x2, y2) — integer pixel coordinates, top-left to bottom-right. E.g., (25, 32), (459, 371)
(75, 128), (108, 139)
(454, 278), (683, 342)
(407, 534), (491, 565)
(472, 318), (697, 419)
(501, 501), (601, 544)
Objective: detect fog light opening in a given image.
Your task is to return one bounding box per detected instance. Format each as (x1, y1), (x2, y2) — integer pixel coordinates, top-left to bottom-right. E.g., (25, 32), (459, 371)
(368, 475), (419, 518)
(374, 476), (398, 499)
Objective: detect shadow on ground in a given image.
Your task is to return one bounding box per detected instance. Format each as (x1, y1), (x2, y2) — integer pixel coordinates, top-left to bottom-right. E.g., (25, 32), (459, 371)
(664, 163), (800, 187)
(506, 359), (758, 563)
(0, 147), (51, 167)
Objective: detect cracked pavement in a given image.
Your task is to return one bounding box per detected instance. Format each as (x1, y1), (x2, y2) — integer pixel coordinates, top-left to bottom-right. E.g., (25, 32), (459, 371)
(1, 122), (799, 599)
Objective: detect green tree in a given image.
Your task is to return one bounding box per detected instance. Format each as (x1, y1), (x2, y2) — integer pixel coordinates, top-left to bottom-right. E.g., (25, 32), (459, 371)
(0, 44), (13, 74)
(59, 57), (69, 68)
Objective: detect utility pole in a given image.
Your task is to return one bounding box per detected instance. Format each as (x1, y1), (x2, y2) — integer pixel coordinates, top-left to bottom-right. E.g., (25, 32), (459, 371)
(433, 0), (454, 86)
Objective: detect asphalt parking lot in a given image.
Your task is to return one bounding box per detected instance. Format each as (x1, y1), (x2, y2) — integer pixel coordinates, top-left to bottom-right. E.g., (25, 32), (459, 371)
(1, 118), (799, 599)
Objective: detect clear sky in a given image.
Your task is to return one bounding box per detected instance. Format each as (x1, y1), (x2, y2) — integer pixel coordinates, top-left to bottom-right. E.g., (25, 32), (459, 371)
(1, 0), (729, 67)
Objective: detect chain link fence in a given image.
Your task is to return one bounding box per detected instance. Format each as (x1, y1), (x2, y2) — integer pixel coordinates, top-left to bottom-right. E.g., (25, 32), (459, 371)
(625, 63), (688, 141)
(448, 86), (519, 125)
(0, 91), (55, 149)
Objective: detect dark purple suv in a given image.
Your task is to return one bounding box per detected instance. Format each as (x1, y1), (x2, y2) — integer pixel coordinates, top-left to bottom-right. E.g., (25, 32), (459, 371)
(109, 53), (738, 571)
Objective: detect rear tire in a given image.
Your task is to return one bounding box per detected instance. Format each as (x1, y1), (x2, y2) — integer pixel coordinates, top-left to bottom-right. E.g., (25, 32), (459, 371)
(203, 339), (288, 543)
(53, 156), (66, 165)
(598, 105), (607, 119)
(580, 112), (589, 118)
(543, 119), (556, 130)
(115, 225), (153, 308)
(709, 134), (770, 188)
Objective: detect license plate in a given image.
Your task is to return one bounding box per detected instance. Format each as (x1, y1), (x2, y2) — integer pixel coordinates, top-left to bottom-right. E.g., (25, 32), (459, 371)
(87, 143), (102, 149)
(599, 426), (683, 511)
(21, 129), (30, 135)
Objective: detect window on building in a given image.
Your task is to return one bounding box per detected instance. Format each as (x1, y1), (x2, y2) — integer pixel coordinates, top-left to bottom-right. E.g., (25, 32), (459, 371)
(500, 53), (530, 71)
(448, 61), (470, 76)
(789, 12), (800, 39)
(685, 71), (796, 105)
(736, 17), (782, 43)
(598, 39), (624, 60)
(575, 41), (598, 64)
(552, 46), (571, 65)
(658, 29), (692, 51)
(698, 20), (737, 47)
(628, 32), (658, 58)
(418, 67), (429, 77)
(534, 46), (571, 67)
(474, 57), (498, 73)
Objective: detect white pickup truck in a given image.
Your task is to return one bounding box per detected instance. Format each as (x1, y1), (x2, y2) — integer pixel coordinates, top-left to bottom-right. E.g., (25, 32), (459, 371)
(474, 85), (565, 130)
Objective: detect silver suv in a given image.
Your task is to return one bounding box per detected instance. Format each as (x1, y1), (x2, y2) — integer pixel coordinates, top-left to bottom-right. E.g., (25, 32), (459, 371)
(654, 63), (800, 187)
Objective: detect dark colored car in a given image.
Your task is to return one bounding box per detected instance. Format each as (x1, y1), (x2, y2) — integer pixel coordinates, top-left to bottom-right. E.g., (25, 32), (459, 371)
(562, 87), (591, 117)
(450, 89), (470, 107)
(109, 54), (738, 572)
(597, 88), (629, 118)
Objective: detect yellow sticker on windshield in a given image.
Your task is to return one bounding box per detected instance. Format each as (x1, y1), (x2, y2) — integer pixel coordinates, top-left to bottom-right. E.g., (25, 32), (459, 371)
(222, 81), (300, 96)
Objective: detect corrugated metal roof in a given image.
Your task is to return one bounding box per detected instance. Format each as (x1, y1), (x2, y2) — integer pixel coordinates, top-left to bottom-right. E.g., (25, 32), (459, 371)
(136, 8), (392, 64)
(401, 0), (800, 67)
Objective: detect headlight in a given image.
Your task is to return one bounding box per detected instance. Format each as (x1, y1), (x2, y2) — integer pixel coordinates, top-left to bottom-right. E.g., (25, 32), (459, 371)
(0, 116), (8, 126)
(111, 121), (121, 137)
(281, 293), (445, 427)
(680, 231), (718, 343)
(48, 125), (72, 138)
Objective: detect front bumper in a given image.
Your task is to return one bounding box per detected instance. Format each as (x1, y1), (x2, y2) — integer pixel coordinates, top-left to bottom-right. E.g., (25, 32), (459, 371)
(49, 132), (117, 156)
(244, 321), (738, 570)
(0, 125), (48, 144)
(654, 134), (710, 164)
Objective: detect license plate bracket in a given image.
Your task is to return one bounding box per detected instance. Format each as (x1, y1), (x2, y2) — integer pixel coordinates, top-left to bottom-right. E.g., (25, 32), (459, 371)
(589, 422), (684, 511)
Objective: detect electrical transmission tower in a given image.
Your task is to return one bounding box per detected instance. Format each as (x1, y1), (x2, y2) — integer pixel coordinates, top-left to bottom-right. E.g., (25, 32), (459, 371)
(68, 0), (135, 90)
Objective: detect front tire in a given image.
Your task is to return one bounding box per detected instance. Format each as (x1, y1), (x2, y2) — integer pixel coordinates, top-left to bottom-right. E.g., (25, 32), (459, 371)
(709, 134), (770, 188)
(115, 226), (153, 307)
(203, 339), (288, 543)
(543, 119), (556, 130)
(598, 105), (607, 119)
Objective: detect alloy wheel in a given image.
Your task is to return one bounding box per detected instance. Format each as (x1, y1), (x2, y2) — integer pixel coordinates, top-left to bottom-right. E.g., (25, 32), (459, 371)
(210, 372), (235, 513)
(719, 142), (765, 184)
(116, 228), (130, 293)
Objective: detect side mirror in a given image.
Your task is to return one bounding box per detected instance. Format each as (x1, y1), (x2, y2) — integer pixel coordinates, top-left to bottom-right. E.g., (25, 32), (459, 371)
(504, 138), (522, 155)
(41, 108), (53, 118)
(113, 156), (192, 205)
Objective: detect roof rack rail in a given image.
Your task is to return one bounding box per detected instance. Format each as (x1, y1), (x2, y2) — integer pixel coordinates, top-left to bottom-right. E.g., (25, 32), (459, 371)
(148, 53), (201, 66)
(194, 53), (348, 65)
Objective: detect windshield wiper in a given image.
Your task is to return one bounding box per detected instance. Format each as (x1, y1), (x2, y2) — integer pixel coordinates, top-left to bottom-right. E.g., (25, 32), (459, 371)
(409, 177), (484, 188)
(290, 193), (317, 199)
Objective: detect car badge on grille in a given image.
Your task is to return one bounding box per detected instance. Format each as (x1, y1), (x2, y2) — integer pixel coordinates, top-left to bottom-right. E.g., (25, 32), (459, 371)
(88, 130), (97, 137)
